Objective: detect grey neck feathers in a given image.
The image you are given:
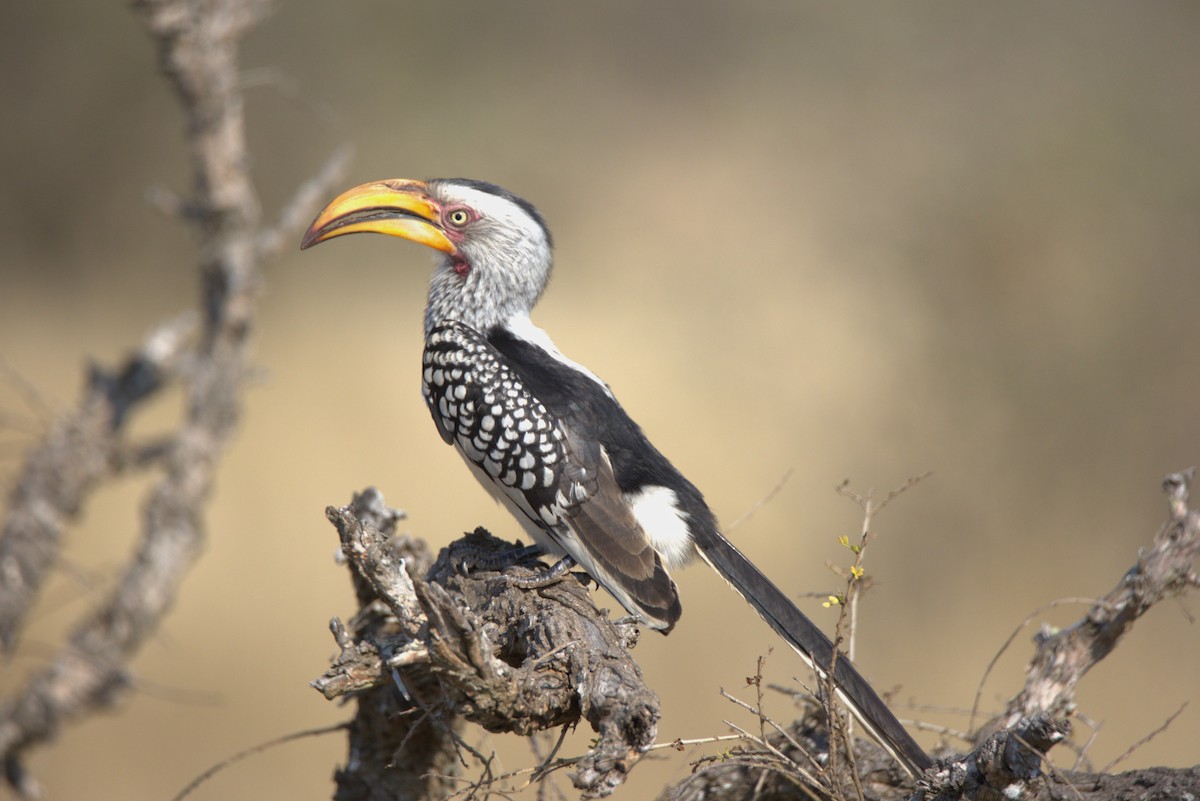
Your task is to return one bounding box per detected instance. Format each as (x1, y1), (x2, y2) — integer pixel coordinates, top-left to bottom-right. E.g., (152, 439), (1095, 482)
(424, 255), (550, 337)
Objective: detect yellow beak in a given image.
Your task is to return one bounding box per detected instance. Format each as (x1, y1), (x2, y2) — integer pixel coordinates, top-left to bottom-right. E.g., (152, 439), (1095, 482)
(300, 178), (456, 254)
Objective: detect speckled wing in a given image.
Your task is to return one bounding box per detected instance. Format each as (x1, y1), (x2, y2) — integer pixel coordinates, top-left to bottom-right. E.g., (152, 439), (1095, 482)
(422, 321), (682, 630)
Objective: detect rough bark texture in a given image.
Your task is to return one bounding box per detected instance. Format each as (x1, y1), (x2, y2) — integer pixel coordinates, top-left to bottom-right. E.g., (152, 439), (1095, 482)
(317, 488), (661, 799)
(316, 491), (457, 801)
(316, 473), (1200, 801)
(670, 750), (1200, 801)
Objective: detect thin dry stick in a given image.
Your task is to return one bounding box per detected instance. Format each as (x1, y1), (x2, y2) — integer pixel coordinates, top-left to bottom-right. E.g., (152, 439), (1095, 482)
(0, 359), (57, 425)
(753, 654), (770, 757)
(967, 596), (1103, 735)
(719, 688), (827, 796)
(647, 733), (750, 752)
(1070, 712), (1103, 772)
(1099, 701), (1188, 774)
(528, 723), (572, 794)
(1010, 731), (1087, 801)
(829, 702), (865, 801)
(722, 681), (816, 773)
(440, 740), (525, 801)
(832, 473), (929, 749)
(834, 472), (931, 662)
(256, 143), (353, 259)
(906, 720), (970, 740)
(720, 718), (823, 793)
(840, 484), (873, 667)
(727, 468), (794, 531)
(169, 723), (349, 801)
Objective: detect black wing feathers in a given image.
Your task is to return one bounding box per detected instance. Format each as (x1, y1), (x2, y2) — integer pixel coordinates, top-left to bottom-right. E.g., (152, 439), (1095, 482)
(486, 327), (718, 534)
(484, 327), (684, 629)
(480, 325), (928, 774)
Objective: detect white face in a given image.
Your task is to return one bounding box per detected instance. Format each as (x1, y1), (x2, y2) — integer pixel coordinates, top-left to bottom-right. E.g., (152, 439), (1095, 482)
(424, 181), (554, 334)
(439, 182), (552, 263)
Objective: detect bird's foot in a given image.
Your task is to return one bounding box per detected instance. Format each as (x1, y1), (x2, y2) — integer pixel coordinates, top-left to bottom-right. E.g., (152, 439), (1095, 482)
(454, 541), (544, 576)
(505, 555), (578, 589)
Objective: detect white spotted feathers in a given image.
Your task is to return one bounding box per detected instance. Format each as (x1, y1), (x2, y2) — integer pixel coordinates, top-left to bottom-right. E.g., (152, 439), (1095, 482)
(424, 321), (577, 528)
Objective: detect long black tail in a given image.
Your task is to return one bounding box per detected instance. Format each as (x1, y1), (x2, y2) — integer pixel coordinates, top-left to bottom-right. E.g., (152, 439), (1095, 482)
(694, 528), (932, 777)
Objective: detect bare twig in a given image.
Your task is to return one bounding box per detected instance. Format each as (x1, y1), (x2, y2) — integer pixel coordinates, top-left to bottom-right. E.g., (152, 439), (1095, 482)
(967, 597), (1104, 734)
(0, 359), (57, 425)
(996, 469), (1200, 732)
(256, 143), (353, 259)
(0, 1), (341, 794)
(238, 66), (343, 128)
(169, 723), (349, 801)
(831, 473), (929, 748)
(727, 468), (794, 531)
(0, 313), (196, 652)
(529, 724), (573, 793)
(834, 473), (930, 661)
(648, 733), (749, 753)
(1099, 702), (1188, 774)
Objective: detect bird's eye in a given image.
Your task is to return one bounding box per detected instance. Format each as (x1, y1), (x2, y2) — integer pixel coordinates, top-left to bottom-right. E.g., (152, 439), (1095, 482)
(445, 208), (473, 228)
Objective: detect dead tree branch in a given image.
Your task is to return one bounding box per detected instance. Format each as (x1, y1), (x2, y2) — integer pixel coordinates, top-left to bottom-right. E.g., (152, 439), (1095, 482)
(995, 468), (1200, 732)
(653, 469), (1200, 801)
(0, 313), (196, 651)
(312, 469), (1200, 801)
(316, 488), (661, 799)
(0, 0), (346, 795)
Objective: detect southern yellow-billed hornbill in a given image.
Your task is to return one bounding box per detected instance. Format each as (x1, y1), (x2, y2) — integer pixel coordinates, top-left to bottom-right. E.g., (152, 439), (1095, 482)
(301, 178), (931, 777)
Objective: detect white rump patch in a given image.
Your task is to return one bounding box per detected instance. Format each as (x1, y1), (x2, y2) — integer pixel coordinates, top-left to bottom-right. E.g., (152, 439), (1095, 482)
(626, 485), (695, 568)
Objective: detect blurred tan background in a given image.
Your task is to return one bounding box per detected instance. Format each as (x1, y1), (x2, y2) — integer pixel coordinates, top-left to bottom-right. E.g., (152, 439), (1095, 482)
(3, 2), (1199, 798)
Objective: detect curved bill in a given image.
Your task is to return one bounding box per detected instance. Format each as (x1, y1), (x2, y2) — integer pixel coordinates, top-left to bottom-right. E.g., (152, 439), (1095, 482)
(300, 179), (456, 254)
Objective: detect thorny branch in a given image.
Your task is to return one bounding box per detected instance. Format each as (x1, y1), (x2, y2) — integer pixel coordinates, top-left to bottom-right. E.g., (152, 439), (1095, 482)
(0, 0), (346, 795)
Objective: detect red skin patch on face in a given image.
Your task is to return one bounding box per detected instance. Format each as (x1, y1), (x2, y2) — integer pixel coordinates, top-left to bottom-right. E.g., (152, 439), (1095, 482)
(441, 208), (473, 276)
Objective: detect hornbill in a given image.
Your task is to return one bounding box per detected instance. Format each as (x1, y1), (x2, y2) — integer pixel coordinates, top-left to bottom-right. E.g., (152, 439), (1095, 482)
(301, 177), (931, 777)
